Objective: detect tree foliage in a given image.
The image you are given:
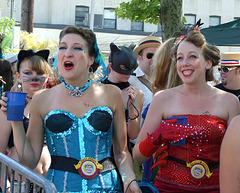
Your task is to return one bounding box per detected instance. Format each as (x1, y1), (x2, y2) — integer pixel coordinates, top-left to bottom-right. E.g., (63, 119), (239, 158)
(0, 17), (18, 55)
(114, 0), (184, 41)
(0, 17), (18, 35)
(114, 0), (161, 25)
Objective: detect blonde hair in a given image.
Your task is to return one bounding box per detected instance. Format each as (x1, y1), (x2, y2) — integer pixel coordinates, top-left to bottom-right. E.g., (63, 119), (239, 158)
(166, 60), (182, 89)
(151, 38), (182, 92)
(12, 55), (52, 92)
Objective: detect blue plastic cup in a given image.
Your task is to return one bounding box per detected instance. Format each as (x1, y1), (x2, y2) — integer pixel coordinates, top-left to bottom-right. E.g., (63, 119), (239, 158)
(5, 92), (27, 121)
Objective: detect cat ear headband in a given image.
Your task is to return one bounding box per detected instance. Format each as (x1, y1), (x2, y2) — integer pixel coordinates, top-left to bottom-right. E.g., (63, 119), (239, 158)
(17, 49), (49, 72)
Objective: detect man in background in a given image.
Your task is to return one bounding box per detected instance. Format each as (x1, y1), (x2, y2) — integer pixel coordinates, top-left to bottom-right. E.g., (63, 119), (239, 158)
(215, 52), (240, 101)
(129, 36), (161, 118)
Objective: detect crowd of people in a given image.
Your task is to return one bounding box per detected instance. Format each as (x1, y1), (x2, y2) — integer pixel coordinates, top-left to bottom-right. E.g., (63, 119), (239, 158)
(0, 23), (239, 193)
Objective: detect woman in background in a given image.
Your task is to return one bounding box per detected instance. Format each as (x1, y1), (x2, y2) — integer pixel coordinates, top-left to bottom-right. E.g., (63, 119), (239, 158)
(0, 49), (52, 192)
(0, 59), (14, 96)
(103, 43), (143, 144)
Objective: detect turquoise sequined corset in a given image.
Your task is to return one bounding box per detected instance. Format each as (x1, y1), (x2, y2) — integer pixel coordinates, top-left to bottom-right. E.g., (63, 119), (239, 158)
(44, 106), (122, 193)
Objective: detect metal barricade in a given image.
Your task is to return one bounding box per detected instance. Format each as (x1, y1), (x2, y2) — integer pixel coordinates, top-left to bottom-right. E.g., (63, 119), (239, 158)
(0, 153), (57, 193)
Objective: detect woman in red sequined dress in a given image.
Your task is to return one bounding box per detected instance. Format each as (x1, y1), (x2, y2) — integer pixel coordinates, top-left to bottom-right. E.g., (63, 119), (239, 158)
(133, 30), (240, 193)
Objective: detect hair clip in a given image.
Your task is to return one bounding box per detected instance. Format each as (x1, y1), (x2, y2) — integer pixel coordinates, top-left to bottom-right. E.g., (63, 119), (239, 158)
(0, 76), (6, 84)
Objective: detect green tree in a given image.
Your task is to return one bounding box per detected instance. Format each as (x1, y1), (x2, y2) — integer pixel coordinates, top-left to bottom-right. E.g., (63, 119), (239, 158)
(0, 17), (18, 56)
(114, 0), (184, 41)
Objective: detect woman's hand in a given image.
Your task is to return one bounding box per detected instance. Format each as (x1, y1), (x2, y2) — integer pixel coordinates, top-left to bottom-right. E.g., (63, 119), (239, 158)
(126, 85), (137, 104)
(0, 92), (8, 114)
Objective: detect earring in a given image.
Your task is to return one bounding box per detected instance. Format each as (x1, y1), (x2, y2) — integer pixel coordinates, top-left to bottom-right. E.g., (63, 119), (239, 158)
(89, 66), (94, 80)
(17, 82), (22, 92)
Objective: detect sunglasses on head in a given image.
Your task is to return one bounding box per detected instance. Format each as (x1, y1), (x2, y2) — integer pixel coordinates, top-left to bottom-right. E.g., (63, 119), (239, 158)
(218, 66), (239, 73)
(146, 53), (154, 59)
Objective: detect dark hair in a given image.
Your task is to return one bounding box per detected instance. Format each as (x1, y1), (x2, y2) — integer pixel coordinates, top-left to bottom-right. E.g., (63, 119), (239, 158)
(59, 25), (99, 72)
(0, 59), (13, 91)
(173, 30), (220, 81)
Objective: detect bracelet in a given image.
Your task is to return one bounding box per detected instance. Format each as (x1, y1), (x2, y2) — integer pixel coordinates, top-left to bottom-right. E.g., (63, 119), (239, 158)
(125, 179), (137, 193)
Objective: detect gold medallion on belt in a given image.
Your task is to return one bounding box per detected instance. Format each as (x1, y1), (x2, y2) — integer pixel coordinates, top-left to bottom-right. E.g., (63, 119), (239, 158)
(74, 157), (103, 179)
(187, 160), (212, 180)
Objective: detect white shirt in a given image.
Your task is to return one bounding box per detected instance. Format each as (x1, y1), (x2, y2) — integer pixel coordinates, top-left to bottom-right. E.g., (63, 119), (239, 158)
(129, 67), (153, 111)
(128, 67), (153, 143)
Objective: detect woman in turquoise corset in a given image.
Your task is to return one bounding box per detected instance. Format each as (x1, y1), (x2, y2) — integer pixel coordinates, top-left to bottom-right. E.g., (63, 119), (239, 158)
(0, 26), (141, 193)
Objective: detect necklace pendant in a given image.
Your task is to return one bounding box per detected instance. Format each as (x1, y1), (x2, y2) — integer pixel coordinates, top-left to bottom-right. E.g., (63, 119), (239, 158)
(69, 90), (83, 98)
(63, 78), (91, 98)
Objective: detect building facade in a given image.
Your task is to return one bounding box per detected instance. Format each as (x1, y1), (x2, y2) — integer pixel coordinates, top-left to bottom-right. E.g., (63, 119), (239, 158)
(1, 0), (240, 32)
(1, 0), (240, 52)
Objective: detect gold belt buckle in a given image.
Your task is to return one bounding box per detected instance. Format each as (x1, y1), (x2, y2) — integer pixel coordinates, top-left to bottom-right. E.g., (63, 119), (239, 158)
(74, 157), (103, 179)
(187, 160), (213, 181)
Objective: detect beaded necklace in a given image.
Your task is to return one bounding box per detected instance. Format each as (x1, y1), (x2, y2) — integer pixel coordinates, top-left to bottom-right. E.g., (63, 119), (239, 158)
(63, 78), (91, 98)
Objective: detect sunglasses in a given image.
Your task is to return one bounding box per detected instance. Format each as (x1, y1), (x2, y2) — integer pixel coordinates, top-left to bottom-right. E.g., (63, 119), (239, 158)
(146, 53), (154, 59)
(218, 66), (239, 73)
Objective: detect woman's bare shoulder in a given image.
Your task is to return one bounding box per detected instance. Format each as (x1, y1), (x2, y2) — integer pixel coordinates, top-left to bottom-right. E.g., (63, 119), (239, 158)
(154, 86), (181, 100)
(94, 82), (122, 96)
(31, 85), (62, 108)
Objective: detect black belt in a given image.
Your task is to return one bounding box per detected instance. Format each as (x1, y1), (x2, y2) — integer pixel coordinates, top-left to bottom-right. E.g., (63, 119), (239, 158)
(50, 155), (116, 174)
(167, 156), (219, 170)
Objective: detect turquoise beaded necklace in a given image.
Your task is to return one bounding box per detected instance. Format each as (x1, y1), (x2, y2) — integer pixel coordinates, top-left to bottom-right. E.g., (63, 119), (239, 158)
(63, 78), (91, 98)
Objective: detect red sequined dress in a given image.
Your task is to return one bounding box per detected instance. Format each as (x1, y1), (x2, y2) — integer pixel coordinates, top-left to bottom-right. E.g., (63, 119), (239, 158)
(153, 115), (227, 193)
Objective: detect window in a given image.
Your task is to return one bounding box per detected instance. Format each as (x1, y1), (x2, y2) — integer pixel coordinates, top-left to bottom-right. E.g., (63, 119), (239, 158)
(94, 14), (103, 29)
(184, 14), (196, 25)
(157, 23), (162, 32)
(131, 21), (143, 31)
(104, 9), (116, 29)
(75, 6), (89, 27)
(209, 16), (221, 27)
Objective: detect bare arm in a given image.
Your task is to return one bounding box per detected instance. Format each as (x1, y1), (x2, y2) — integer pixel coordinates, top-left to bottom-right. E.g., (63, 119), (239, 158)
(220, 115), (240, 193)
(133, 92), (164, 163)
(0, 111), (12, 155)
(111, 87), (141, 193)
(226, 95), (240, 126)
(127, 86), (144, 140)
(0, 109), (13, 191)
(1, 93), (44, 169)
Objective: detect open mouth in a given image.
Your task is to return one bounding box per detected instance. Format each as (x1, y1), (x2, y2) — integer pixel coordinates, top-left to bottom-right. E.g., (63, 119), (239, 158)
(64, 61), (74, 70)
(182, 69), (193, 77)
